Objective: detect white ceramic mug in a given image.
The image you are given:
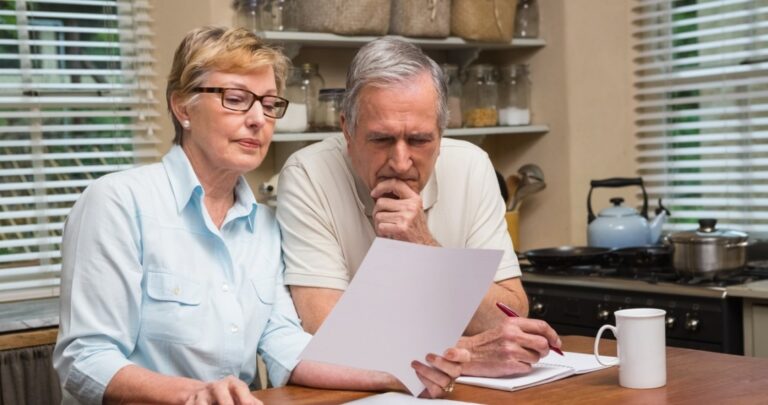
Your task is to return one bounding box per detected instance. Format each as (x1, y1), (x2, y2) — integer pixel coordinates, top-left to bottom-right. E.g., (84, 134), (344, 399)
(594, 308), (667, 389)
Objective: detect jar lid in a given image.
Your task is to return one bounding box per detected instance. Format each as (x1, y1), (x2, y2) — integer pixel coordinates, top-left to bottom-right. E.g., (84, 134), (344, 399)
(318, 88), (345, 100)
(319, 88), (345, 95)
(301, 63), (319, 71)
(667, 219), (748, 245)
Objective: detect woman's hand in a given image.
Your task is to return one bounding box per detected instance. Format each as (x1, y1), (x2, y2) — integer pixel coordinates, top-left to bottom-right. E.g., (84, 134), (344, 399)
(184, 375), (262, 405)
(411, 347), (471, 398)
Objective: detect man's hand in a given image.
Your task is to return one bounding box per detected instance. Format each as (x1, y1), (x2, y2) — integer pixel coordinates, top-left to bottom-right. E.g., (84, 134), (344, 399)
(370, 179), (437, 246)
(411, 348), (470, 398)
(458, 317), (562, 377)
(184, 375), (262, 405)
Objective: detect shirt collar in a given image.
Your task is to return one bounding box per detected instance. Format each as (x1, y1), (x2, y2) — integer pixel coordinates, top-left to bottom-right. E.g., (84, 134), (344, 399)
(162, 145), (258, 230)
(344, 151), (438, 216)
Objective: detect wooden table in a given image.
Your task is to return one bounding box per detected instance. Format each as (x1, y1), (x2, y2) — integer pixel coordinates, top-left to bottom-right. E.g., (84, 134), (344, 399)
(252, 335), (768, 404)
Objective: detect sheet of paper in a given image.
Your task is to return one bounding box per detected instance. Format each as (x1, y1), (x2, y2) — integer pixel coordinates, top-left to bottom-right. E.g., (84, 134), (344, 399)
(299, 238), (502, 396)
(343, 392), (482, 405)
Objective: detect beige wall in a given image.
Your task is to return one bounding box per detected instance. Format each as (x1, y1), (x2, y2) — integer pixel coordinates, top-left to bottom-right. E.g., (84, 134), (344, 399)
(150, 0), (637, 249)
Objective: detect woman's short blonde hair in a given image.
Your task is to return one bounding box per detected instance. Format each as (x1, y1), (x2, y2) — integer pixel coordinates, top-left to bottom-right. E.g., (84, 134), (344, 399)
(166, 26), (290, 144)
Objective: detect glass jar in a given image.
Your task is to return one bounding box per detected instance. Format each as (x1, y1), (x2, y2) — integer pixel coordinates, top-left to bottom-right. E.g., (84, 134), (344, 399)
(315, 88), (345, 131)
(498, 64), (531, 126)
(441, 63), (462, 128)
(462, 64), (498, 128)
(233, 0), (264, 31)
(260, 0), (296, 31)
(298, 63), (325, 130)
(275, 67), (308, 132)
(515, 0), (540, 38)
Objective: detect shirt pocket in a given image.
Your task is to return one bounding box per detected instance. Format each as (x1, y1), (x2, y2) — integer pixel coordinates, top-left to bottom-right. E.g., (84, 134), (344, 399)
(142, 271), (206, 344)
(250, 276), (276, 305)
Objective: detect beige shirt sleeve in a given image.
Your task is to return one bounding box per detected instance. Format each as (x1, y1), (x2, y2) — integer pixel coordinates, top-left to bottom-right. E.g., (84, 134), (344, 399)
(276, 162), (352, 290)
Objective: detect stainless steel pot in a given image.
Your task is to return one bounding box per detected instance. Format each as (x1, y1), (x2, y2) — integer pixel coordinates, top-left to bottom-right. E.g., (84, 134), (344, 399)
(667, 219), (748, 277)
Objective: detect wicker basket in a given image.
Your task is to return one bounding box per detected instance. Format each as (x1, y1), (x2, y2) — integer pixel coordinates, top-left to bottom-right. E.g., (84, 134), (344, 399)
(451, 0), (517, 43)
(293, 0), (390, 35)
(389, 0), (450, 38)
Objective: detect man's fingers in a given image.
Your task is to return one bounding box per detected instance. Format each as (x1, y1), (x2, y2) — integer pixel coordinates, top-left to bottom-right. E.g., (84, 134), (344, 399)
(412, 360), (451, 399)
(370, 178), (417, 200)
(510, 318), (561, 352)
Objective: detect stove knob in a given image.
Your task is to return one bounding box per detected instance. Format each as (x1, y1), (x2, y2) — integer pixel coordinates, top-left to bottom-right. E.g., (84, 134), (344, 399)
(685, 318), (700, 332)
(597, 309), (611, 322)
(665, 317), (676, 330)
(531, 302), (545, 315)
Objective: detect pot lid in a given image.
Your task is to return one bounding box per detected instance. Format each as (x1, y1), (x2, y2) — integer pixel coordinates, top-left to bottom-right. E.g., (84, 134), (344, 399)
(668, 219), (748, 244)
(598, 197), (640, 218)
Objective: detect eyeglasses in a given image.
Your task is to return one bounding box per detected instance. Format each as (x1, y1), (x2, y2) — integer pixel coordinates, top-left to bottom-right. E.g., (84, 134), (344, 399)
(192, 87), (289, 119)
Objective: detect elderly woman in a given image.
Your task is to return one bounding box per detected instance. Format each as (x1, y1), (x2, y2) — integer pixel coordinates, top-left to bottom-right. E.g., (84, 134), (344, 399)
(53, 27), (467, 405)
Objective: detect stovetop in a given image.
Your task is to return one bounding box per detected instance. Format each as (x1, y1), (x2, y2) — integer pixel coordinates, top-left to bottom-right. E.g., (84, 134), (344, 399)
(520, 261), (768, 298)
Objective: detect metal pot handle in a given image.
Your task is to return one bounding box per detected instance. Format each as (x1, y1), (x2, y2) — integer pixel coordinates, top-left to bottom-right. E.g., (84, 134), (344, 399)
(587, 177), (649, 223)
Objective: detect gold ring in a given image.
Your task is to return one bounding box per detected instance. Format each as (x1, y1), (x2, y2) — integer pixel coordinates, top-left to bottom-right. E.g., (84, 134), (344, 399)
(443, 381), (455, 393)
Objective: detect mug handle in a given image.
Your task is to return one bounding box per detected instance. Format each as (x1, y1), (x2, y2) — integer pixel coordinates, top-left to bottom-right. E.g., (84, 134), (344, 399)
(594, 324), (620, 366)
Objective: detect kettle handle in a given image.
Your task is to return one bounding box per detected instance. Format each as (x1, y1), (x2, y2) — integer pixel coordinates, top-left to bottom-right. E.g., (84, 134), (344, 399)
(587, 177), (649, 224)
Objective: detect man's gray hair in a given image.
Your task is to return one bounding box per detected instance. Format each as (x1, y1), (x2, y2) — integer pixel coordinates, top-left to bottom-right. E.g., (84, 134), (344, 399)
(341, 37), (448, 136)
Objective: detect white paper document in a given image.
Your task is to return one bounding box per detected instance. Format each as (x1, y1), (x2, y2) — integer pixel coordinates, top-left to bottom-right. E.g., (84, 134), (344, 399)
(299, 238), (502, 396)
(456, 351), (617, 392)
(343, 392), (482, 405)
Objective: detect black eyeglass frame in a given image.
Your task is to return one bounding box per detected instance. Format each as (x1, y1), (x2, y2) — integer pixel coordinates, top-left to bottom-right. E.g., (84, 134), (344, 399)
(192, 87), (289, 119)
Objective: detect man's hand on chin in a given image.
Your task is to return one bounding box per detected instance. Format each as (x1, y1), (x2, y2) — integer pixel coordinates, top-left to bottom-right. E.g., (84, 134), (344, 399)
(370, 179), (439, 246)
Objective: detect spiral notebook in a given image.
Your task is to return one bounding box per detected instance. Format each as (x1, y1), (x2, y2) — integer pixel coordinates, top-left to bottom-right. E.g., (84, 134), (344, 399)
(456, 351), (617, 392)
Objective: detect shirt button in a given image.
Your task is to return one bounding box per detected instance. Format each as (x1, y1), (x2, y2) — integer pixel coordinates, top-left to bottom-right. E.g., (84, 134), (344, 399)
(173, 287), (181, 296)
(222, 284), (229, 293)
(230, 324), (239, 334)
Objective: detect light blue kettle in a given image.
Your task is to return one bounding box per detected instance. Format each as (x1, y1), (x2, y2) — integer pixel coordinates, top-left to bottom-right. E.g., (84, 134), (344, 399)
(586, 177), (669, 249)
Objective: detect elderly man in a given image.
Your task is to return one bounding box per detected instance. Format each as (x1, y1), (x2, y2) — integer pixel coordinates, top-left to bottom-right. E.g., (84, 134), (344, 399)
(277, 37), (560, 377)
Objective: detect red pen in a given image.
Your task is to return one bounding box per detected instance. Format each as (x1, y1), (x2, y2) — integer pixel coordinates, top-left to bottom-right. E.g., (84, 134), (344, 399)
(496, 301), (564, 356)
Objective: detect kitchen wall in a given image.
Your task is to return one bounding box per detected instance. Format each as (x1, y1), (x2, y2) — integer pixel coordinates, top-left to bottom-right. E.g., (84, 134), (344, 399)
(150, 0), (637, 249)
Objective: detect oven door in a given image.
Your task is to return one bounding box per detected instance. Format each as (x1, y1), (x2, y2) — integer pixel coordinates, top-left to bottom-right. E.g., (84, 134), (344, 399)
(523, 281), (744, 354)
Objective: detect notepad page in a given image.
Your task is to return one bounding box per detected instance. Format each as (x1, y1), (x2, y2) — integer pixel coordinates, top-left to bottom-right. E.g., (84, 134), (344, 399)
(539, 351), (617, 374)
(456, 363), (574, 392)
(455, 351), (617, 392)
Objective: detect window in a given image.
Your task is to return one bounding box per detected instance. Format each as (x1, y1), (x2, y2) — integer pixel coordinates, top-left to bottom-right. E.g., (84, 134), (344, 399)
(0, 0), (158, 302)
(633, 0), (768, 234)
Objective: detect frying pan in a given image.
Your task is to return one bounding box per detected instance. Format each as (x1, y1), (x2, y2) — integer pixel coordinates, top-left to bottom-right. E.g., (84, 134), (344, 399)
(608, 245), (673, 276)
(524, 246), (613, 268)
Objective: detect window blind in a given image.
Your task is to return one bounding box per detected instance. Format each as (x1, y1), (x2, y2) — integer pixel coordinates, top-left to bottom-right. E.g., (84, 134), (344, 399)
(633, 0), (768, 235)
(0, 0), (159, 302)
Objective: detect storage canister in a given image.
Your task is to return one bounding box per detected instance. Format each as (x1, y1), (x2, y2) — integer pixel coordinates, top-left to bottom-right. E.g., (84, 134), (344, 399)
(462, 64), (498, 127)
(451, 0), (517, 42)
(298, 63), (324, 130)
(315, 88), (345, 131)
(389, 0), (450, 38)
(498, 64), (531, 126)
(275, 67), (308, 133)
(441, 63), (463, 128)
(293, 0), (390, 35)
(233, 0), (265, 31)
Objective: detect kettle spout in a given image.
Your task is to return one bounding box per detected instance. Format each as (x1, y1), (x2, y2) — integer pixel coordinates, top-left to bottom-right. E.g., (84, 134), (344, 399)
(649, 199), (670, 244)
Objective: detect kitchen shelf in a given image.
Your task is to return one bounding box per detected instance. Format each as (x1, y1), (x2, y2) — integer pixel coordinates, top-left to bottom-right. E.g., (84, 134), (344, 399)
(272, 124), (549, 142)
(260, 31), (546, 49)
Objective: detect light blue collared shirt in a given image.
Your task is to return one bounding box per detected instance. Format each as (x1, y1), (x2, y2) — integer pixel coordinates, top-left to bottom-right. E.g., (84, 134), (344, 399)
(54, 145), (311, 405)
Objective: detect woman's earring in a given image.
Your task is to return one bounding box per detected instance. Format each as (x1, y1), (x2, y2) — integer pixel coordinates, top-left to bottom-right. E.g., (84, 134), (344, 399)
(182, 120), (190, 129)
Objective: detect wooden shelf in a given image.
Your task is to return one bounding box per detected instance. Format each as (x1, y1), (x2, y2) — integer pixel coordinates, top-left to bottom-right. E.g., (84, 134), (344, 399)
(260, 31), (546, 49)
(272, 125), (549, 142)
